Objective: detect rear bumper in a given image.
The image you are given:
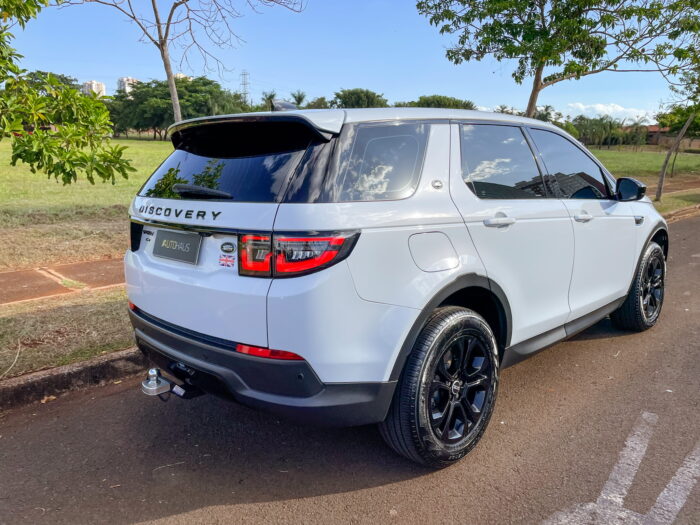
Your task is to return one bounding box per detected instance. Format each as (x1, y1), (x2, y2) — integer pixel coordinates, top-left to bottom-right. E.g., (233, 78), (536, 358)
(129, 309), (396, 426)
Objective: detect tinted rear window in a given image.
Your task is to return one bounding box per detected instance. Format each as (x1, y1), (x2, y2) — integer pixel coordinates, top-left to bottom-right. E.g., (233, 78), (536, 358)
(139, 149), (305, 202)
(139, 119), (323, 202)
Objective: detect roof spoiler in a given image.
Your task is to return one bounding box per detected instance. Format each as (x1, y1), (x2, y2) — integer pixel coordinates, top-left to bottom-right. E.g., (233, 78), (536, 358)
(168, 111), (344, 145)
(168, 114), (337, 158)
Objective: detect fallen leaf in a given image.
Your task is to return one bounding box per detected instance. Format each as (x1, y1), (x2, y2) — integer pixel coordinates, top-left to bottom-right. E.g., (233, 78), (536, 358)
(40, 395), (57, 404)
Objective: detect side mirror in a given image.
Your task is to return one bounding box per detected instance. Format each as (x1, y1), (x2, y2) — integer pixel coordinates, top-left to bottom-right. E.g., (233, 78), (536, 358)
(616, 177), (646, 201)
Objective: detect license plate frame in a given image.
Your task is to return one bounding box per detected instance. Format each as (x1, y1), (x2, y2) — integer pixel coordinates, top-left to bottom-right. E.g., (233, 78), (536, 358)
(152, 229), (202, 265)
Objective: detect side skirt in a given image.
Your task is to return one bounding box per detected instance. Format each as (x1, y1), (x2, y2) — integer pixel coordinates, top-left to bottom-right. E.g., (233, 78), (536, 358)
(501, 297), (625, 368)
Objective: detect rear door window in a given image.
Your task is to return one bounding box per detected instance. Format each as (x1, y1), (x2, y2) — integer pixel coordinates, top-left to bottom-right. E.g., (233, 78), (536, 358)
(320, 122), (430, 202)
(529, 128), (610, 199)
(460, 124), (547, 199)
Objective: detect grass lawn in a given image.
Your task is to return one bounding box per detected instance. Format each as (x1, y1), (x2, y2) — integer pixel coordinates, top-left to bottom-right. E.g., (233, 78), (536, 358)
(0, 139), (171, 270)
(0, 287), (133, 379)
(590, 148), (700, 192)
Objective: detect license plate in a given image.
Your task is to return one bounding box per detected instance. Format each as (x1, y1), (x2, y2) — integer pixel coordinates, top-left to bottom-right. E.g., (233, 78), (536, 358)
(152, 230), (202, 265)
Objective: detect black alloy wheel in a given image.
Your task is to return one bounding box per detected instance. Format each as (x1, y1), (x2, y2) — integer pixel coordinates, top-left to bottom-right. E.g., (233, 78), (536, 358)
(641, 251), (664, 322)
(428, 332), (493, 444)
(611, 241), (666, 331)
(379, 306), (499, 468)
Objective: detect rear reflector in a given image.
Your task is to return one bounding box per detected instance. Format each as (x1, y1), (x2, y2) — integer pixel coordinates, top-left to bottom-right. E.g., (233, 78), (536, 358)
(236, 344), (304, 360)
(128, 301), (137, 311)
(238, 231), (359, 278)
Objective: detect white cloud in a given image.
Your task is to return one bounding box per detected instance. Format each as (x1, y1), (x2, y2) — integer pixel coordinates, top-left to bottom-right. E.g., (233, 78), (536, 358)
(566, 102), (653, 122)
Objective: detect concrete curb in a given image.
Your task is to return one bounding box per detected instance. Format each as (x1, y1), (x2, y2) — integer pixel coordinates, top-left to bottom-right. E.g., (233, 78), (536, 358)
(0, 347), (147, 411)
(662, 203), (700, 223)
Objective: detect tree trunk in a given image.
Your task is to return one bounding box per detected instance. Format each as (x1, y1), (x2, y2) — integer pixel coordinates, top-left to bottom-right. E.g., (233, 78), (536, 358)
(525, 65), (544, 118)
(159, 43), (182, 123)
(655, 112), (695, 201)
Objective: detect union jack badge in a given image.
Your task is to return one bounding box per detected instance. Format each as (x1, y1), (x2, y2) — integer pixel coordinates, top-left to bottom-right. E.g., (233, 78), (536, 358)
(219, 254), (236, 267)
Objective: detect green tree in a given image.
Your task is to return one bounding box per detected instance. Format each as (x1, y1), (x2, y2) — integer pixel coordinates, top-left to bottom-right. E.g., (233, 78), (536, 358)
(657, 105), (700, 138)
(554, 120), (580, 139)
(262, 90), (277, 111)
(107, 76), (247, 139)
(0, 0), (133, 184)
(655, 98), (700, 199)
(290, 90), (306, 107)
(24, 70), (80, 94)
(418, 0), (700, 117)
(533, 105), (562, 124)
(305, 96), (330, 109)
(333, 88), (388, 108)
(396, 94), (476, 109)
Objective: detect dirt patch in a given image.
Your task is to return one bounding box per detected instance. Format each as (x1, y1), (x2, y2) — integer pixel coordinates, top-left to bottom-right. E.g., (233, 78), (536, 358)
(0, 269), (70, 303)
(0, 217), (128, 271)
(50, 259), (124, 288)
(0, 287), (133, 379)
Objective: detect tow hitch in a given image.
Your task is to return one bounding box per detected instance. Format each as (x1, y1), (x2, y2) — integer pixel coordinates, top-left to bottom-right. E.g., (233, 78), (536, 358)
(140, 368), (203, 399)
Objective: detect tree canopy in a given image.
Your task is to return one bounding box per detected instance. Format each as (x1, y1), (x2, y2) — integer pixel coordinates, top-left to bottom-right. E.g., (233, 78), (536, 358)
(109, 77), (247, 139)
(0, 0), (133, 184)
(417, 0), (700, 117)
(656, 105), (700, 138)
(396, 94), (476, 109)
(333, 89), (389, 108)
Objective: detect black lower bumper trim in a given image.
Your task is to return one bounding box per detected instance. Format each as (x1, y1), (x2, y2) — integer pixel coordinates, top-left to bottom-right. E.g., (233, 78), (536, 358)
(129, 309), (396, 426)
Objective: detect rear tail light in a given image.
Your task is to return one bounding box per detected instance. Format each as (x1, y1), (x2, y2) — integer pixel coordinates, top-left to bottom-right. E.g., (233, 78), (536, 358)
(238, 234), (272, 276)
(236, 343), (304, 360)
(238, 231), (359, 278)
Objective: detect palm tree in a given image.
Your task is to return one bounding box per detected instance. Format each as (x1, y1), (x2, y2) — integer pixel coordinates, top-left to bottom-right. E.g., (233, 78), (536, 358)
(291, 90), (306, 107)
(262, 90), (276, 111)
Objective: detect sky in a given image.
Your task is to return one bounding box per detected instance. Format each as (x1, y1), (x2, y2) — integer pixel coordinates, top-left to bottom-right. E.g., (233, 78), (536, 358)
(13, 0), (676, 122)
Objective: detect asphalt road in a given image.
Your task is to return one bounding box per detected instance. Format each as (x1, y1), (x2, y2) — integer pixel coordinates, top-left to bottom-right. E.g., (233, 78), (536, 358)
(1, 217), (698, 525)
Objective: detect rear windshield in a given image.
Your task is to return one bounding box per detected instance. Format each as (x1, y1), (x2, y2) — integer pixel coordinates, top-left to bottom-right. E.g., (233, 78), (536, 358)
(139, 119), (318, 202)
(139, 149), (306, 202)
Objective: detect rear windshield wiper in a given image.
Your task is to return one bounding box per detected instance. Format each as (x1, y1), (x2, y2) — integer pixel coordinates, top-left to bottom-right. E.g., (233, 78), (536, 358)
(171, 184), (232, 200)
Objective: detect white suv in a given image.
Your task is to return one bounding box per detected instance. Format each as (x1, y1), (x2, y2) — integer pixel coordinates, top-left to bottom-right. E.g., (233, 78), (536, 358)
(126, 108), (668, 467)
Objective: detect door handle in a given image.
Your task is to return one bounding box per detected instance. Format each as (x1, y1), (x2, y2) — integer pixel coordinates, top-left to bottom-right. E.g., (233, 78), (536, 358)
(483, 217), (516, 227)
(574, 213), (593, 223)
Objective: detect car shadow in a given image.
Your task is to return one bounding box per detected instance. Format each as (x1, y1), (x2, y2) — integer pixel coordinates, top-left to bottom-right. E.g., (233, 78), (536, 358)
(569, 317), (628, 341)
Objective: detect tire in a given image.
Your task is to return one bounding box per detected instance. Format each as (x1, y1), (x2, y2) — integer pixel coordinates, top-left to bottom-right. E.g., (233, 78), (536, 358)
(611, 241), (666, 332)
(379, 306), (499, 468)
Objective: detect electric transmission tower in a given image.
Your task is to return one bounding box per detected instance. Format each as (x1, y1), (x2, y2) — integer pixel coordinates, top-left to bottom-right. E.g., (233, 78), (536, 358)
(240, 70), (250, 107)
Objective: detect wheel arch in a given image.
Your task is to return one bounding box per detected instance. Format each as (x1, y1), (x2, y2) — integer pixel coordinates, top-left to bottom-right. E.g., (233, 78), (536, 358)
(650, 227), (669, 259)
(389, 274), (512, 381)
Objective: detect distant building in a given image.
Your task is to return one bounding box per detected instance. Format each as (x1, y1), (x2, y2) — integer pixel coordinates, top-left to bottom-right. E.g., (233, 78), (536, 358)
(174, 73), (193, 81)
(117, 76), (139, 94)
(81, 80), (106, 97)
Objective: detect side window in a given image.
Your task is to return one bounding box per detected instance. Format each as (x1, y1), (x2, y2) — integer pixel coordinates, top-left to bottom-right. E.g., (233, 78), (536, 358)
(529, 129), (610, 199)
(323, 122), (430, 202)
(460, 124), (546, 199)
